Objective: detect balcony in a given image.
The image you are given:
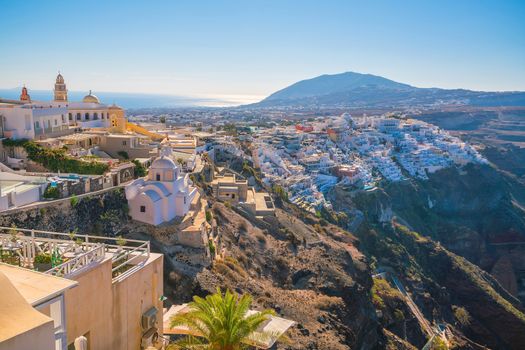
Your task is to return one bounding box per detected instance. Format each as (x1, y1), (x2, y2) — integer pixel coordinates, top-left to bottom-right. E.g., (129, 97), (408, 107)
(0, 226), (150, 282)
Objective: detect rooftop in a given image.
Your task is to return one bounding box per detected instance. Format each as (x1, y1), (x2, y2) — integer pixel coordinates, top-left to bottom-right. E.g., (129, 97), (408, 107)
(0, 226), (151, 283)
(0, 263), (77, 306)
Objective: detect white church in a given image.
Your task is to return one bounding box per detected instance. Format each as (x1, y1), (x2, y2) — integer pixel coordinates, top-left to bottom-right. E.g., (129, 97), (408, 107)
(125, 155), (197, 226)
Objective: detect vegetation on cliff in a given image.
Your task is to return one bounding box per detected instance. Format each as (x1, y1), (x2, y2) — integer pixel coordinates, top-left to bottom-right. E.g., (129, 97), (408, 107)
(2, 138), (109, 174)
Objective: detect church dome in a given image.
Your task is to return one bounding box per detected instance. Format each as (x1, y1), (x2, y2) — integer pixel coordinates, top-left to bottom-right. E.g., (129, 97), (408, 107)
(151, 156), (177, 170)
(83, 90), (100, 104)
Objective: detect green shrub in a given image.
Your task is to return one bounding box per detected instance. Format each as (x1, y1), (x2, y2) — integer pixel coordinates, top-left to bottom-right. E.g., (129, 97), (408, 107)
(205, 210), (212, 223)
(117, 151), (129, 159)
(208, 239), (216, 256)
(453, 305), (471, 326)
(2, 139), (109, 175)
(132, 160), (147, 178)
(430, 336), (448, 350)
(394, 309), (405, 321)
(43, 185), (60, 199)
(34, 253), (52, 264)
(70, 195), (79, 207)
(272, 185), (288, 201)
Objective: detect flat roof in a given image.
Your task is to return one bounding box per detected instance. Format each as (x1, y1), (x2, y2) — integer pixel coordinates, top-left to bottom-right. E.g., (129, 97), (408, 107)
(0, 263), (78, 306)
(0, 271), (54, 343)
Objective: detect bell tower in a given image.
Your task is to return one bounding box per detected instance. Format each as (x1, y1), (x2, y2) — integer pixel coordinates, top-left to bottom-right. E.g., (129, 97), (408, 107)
(54, 72), (68, 102)
(20, 86), (31, 102)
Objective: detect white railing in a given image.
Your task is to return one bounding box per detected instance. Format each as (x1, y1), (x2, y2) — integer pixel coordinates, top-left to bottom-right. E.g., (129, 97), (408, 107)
(0, 226), (150, 281)
(110, 240), (150, 282)
(46, 244), (106, 277)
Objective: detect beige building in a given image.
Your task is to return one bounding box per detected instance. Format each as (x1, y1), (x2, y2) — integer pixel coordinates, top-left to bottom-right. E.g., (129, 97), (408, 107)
(210, 172), (275, 217)
(99, 133), (158, 159)
(0, 227), (164, 350)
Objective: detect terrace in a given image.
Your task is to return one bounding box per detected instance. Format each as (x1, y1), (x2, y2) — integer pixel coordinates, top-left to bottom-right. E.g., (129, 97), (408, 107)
(0, 226), (150, 282)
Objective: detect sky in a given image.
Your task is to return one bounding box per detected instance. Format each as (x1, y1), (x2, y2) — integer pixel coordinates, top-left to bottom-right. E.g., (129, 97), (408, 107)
(1, 0), (524, 105)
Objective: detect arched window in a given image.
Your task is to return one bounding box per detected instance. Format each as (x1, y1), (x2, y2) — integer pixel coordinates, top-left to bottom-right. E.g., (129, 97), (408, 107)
(85, 112), (89, 120)
(76, 113), (81, 120)
(93, 112), (98, 120)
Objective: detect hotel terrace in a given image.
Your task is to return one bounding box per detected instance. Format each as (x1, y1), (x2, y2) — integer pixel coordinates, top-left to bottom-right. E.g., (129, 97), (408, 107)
(0, 226), (164, 350)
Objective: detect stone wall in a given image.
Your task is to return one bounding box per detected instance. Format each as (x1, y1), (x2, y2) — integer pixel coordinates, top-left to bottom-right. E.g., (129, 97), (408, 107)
(0, 188), (129, 236)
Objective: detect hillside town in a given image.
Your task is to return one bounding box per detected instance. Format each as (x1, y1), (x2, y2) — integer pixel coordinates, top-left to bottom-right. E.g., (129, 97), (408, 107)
(248, 114), (487, 213)
(0, 74), (502, 350)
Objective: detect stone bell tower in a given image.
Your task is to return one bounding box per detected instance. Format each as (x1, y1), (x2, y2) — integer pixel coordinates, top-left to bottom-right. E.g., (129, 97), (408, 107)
(54, 72), (68, 102)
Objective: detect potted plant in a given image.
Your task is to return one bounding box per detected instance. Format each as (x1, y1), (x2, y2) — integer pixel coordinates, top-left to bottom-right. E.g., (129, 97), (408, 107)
(9, 224), (19, 245)
(34, 253), (52, 272)
(75, 238), (84, 252)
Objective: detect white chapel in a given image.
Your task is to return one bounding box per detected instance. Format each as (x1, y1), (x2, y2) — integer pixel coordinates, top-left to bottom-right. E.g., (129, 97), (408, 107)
(125, 156), (197, 225)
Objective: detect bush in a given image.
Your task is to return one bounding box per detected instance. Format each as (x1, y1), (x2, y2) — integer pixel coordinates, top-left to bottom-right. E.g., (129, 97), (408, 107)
(272, 185), (288, 202)
(453, 305), (470, 326)
(208, 239), (216, 256)
(34, 253), (52, 264)
(205, 210), (213, 223)
(430, 336), (448, 350)
(43, 185), (60, 199)
(117, 151), (129, 159)
(70, 195), (79, 207)
(394, 309), (405, 321)
(132, 160), (147, 178)
(371, 278), (402, 309)
(2, 139), (109, 175)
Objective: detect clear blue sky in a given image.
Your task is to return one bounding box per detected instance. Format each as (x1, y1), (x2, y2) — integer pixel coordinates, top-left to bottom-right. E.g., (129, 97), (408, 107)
(1, 0), (524, 103)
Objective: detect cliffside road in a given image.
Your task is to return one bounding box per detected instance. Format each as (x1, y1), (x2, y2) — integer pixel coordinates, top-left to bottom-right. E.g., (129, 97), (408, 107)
(390, 274), (434, 338)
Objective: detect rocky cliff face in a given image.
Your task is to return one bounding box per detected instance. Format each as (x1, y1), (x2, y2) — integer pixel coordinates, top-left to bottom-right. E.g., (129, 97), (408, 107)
(326, 164), (525, 348)
(187, 202), (384, 350)
(0, 189), (129, 235)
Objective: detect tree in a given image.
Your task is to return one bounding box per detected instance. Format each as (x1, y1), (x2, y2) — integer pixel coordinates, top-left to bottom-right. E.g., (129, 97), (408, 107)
(160, 116), (167, 124)
(132, 160), (147, 178)
(169, 289), (276, 350)
(117, 151), (129, 159)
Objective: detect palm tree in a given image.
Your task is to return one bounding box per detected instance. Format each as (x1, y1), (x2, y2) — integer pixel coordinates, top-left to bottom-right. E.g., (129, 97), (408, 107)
(169, 289), (276, 350)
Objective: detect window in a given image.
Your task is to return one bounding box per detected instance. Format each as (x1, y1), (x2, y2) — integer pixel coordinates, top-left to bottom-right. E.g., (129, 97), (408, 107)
(94, 112), (98, 120)
(232, 194), (235, 199)
(184, 196), (186, 204)
(156, 174), (161, 181)
(68, 113), (73, 121)
(35, 121), (40, 129)
(76, 113), (81, 120)
(122, 141), (127, 146)
(140, 206), (146, 213)
(85, 112), (89, 120)
(54, 119), (58, 126)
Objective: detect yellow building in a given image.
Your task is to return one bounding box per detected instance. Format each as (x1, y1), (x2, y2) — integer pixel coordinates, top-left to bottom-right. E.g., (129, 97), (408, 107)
(109, 103), (127, 133)
(0, 227), (164, 350)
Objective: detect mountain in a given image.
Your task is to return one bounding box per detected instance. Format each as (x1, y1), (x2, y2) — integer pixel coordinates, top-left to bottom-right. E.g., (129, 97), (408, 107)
(253, 71), (525, 108)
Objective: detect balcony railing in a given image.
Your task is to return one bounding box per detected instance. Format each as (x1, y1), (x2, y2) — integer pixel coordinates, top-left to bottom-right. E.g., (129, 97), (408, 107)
(0, 226), (150, 282)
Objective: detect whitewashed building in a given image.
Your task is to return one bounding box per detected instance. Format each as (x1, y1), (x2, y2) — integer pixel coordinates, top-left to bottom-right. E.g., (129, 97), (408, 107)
(125, 156), (197, 225)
